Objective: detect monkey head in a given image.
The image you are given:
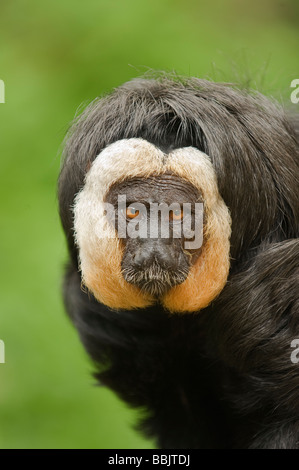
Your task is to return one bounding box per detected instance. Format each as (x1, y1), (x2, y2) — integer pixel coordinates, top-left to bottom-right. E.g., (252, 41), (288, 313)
(73, 138), (231, 313)
(59, 76), (298, 316)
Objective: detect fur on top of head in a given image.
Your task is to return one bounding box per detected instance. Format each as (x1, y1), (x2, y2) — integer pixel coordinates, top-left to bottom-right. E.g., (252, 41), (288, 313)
(73, 138), (231, 312)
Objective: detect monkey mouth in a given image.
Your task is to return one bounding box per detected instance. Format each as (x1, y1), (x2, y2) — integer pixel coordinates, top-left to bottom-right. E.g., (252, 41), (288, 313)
(121, 262), (189, 297)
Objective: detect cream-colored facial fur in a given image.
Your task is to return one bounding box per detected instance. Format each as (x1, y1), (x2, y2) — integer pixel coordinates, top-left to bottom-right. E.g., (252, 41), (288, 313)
(73, 138), (231, 313)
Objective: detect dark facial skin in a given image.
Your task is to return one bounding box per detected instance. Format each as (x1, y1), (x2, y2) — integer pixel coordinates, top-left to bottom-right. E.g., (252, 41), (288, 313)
(105, 172), (204, 297)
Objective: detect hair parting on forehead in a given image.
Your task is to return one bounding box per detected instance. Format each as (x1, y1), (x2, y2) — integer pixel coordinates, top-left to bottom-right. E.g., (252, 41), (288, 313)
(59, 74), (299, 266)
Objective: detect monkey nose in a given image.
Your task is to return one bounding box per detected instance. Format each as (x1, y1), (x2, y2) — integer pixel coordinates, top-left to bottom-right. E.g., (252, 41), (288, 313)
(132, 247), (178, 272)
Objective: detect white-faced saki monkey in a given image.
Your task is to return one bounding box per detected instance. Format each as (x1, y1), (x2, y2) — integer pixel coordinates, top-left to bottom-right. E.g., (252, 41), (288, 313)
(58, 75), (299, 449)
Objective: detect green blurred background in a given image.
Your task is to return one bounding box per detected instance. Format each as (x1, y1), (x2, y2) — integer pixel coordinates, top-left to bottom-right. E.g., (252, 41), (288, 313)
(0, 0), (298, 449)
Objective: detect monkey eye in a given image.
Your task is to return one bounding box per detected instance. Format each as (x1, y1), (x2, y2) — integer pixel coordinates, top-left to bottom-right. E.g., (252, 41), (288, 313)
(169, 208), (184, 221)
(126, 206), (140, 219)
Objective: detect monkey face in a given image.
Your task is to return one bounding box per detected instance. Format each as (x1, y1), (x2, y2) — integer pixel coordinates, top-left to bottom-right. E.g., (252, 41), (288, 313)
(74, 138), (231, 313)
(105, 173), (204, 297)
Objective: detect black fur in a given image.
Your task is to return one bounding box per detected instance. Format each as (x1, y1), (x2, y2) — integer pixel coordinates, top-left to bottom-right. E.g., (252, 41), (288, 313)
(58, 75), (299, 449)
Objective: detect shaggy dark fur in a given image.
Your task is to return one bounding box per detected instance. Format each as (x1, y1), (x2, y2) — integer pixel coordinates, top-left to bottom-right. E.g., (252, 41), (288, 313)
(58, 75), (299, 449)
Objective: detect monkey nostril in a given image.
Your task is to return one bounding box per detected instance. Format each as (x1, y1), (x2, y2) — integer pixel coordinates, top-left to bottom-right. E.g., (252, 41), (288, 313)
(153, 252), (180, 272)
(132, 252), (149, 269)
